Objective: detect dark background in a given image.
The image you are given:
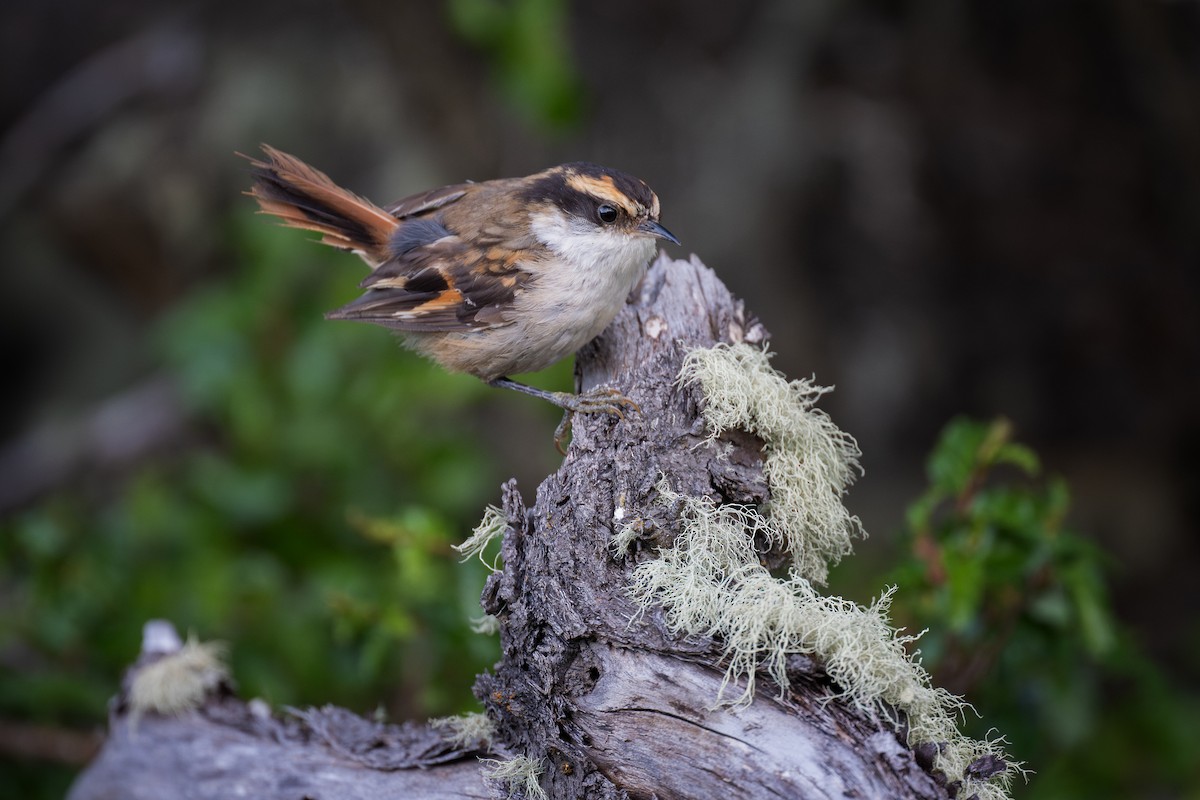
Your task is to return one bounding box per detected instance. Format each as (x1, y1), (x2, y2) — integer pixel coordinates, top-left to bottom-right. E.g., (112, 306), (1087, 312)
(2, 0), (1198, 795)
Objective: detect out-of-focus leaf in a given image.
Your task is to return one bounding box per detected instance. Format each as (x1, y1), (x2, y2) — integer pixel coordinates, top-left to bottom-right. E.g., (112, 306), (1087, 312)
(943, 545), (987, 631)
(926, 416), (988, 495)
(1028, 587), (1072, 629)
(994, 441), (1040, 475)
(446, 0), (582, 128)
(887, 416), (1196, 797)
(1062, 561), (1117, 658)
(1, 213), (504, 758)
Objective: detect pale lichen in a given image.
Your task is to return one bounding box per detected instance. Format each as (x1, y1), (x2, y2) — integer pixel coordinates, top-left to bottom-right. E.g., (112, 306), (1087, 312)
(628, 482), (1016, 799)
(128, 635), (228, 717)
(623, 342), (1019, 799)
(454, 505), (507, 572)
(609, 517), (643, 554)
(430, 711), (497, 750)
(480, 754), (548, 800)
(679, 343), (863, 585)
(470, 614), (500, 635)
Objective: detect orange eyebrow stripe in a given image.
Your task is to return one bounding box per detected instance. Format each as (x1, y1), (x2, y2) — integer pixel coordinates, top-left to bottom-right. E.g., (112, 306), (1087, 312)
(566, 173), (638, 215)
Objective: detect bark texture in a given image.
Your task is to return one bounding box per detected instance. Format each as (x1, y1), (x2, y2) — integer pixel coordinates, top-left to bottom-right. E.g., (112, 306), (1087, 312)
(69, 255), (950, 800)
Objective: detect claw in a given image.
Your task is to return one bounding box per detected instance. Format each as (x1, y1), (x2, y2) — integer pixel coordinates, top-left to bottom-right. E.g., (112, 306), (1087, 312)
(550, 388), (640, 454)
(554, 412), (573, 455)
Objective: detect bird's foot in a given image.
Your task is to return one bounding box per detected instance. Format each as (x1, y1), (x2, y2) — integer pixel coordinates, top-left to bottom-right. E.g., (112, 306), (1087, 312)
(550, 387), (640, 454)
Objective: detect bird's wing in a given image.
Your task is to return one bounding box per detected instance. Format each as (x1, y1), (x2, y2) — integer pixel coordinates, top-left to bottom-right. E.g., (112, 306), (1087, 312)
(326, 214), (537, 333)
(247, 145), (537, 332)
(384, 184), (471, 219)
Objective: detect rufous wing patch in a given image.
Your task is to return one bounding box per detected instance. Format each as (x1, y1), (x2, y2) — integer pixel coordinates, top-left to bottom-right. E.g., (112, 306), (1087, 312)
(408, 288), (465, 316)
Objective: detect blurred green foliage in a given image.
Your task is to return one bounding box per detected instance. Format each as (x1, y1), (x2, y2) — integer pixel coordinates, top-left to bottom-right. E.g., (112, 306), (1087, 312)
(888, 417), (1199, 798)
(446, 0), (582, 128)
(4, 228), (1195, 799)
(0, 216), (510, 794)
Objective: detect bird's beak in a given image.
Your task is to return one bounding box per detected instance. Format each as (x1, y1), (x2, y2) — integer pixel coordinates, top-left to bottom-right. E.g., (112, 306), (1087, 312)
(639, 219), (680, 245)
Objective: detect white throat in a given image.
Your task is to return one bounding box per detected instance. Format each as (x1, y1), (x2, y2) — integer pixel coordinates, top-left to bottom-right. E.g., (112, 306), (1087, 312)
(521, 210), (658, 362)
(529, 210), (657, 287)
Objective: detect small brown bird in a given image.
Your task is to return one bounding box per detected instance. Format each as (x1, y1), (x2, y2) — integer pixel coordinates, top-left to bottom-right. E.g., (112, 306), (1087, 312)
(244, 146), (678, 448)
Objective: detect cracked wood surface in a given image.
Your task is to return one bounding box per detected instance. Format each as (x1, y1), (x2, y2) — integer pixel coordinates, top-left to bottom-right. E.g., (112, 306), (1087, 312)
(574, 644), (934, 800)
(68, 255), (950, 799)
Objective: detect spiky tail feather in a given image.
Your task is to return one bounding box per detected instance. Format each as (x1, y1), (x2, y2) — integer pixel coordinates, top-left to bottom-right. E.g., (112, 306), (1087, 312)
(244, 145), (397, 265)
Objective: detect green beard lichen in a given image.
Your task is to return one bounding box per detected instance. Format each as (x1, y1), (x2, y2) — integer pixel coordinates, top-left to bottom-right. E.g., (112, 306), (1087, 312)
(679, 342), (863, 585)
(623, 343), (1018, 800)
(455, 505), (507, 572)
(479, 755), (547, 800)
(431, 711), (497, 750)
(128, 636), (228, 719)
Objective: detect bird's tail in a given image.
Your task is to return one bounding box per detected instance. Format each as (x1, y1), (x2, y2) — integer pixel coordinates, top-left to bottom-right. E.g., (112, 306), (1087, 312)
(243, 145), (396, 266)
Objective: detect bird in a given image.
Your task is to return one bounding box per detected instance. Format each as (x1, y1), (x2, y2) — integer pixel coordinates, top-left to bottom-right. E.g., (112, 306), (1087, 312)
(243, 145), (678, 449)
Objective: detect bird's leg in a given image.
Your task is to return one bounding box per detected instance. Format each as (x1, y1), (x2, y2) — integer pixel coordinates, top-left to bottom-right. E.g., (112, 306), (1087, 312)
(487, 377), (640, 453)
(487, 377), (640, 416)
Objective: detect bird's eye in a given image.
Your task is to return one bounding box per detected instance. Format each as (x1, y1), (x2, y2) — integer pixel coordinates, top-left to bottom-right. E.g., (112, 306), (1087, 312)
(597, 204), (618, 224)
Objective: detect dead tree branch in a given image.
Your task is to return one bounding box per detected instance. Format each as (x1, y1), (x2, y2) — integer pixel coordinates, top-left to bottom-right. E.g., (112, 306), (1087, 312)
(69, 255), (952, 800)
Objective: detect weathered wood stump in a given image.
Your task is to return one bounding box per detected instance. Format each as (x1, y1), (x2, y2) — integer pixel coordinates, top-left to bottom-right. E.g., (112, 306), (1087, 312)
(69, 255), (950, 800)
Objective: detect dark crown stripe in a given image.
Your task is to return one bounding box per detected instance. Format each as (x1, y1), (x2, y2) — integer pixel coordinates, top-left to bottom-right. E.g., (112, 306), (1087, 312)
(559, 162), (654, 208)
(521, 163), (657, 217)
